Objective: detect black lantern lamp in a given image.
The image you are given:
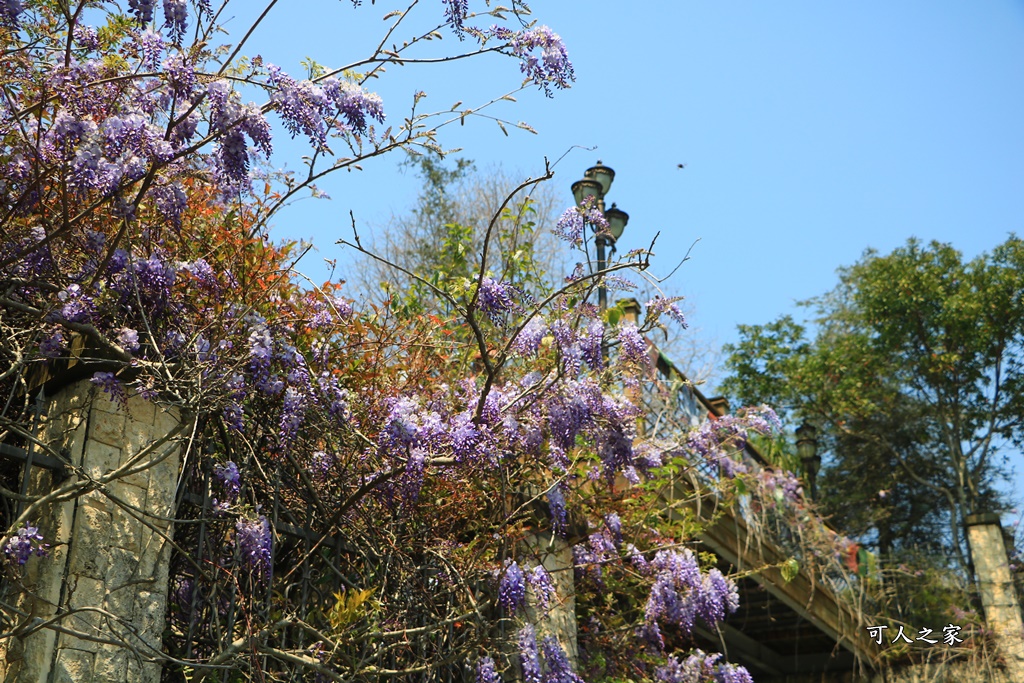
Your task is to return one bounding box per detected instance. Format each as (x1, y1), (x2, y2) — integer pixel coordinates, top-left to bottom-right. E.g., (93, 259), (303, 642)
(604, 203), (629, 242)
(570, 161), (628, 311)
(796, 421), (821, 501)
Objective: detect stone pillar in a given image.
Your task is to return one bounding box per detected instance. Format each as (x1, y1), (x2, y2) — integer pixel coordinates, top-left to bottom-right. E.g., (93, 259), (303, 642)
(0, 379), (182, 682)
(525, 533), (579, 666)
(965, 512), (1024, 682)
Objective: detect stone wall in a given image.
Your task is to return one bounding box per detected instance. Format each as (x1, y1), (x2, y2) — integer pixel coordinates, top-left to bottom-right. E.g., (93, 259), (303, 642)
(0, 379), (182, 683)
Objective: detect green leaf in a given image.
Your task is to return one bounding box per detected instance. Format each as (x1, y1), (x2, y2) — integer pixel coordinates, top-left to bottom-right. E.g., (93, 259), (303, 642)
(781, 558), (799, 583)
(733, 478), (747, 496)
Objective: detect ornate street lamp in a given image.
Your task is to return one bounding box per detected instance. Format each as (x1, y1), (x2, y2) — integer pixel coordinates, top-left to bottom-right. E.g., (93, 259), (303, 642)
(571, 161), (629, 311)
(796, 421), (821, 501)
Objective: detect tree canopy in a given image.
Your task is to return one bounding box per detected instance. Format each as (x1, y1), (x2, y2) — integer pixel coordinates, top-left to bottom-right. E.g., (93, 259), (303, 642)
(721, 236), (1024, 570)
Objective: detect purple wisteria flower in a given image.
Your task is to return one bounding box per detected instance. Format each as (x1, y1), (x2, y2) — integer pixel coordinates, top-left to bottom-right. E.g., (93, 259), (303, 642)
(605, 274), (637, 291)
(321, 77), (385, 135)
(546, 484), (567, 535)
(222, 402), (244, 432)
(212, 460), (240, 514)
(91, 371), (128, 408)
(698, 568), (740, 626)
(499, 559), (526, 612)
(162, 0), (189, 42)
(0, 0), (24, 27)
(72, 24), (100, 50)
(654, 650), (753, 683)
(181, 258), (218, 289)
(579, 318), (604, 371)
(604, 512), (622, 548)
(685, 411), (780, 478)
(164, 54), (198, 99)
(490, 25), (575, 96)
(128, 0), (156, 24)
(4, 523), (48, 565)
(527, 565), (556, 610)
(642, 549), (740, 650)
(116, 327), (141, 352)
(626, 543), (651, 576)
(540, 635), (584, 683)
(617, 323), (649, 368)
(476, 656), (500, 683)
(443, 0), (470, 39)
(477, 277), (518, 323)
(518, 624), (542, 683)
(554, 207), (584, 245)
(236, 514), (272, 578)
(401, 447), (428, 504)
(39, 330), (65, 358)
(513, 319), (548, 357)
(138, 29), (164, 69)
(646, 296), (688, 328)
(214, 461), (241, 497)
(206, 80), (273, 190)
(268, 65), (333, 150)
(279, 387), (306, 452)
(56, 284), (93, 323)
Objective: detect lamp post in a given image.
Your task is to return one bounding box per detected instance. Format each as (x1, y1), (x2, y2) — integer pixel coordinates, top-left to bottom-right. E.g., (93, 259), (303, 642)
(796, 421), (821, 501)
(571, 161), (629, 311)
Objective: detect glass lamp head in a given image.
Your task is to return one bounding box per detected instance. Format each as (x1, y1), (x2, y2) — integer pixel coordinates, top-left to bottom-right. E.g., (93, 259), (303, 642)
(604, 203), (629, 241)
(584, 160), (615, 196)
(571, 178), (603, 209)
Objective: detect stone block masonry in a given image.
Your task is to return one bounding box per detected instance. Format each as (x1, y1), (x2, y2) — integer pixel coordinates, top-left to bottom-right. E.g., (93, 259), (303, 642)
(0, 379), (184, 683)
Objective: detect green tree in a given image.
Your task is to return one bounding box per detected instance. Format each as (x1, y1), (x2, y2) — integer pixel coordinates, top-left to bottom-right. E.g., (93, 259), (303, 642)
(721, 236), (1024, 570)
(354, 153), (565, 315)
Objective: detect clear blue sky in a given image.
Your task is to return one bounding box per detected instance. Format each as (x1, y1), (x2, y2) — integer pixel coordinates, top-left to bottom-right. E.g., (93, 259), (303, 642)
(242, 2), (1024, 506)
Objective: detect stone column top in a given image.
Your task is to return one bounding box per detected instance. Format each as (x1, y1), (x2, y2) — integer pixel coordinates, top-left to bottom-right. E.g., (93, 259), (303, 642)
(965, 512), (1002, 527)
